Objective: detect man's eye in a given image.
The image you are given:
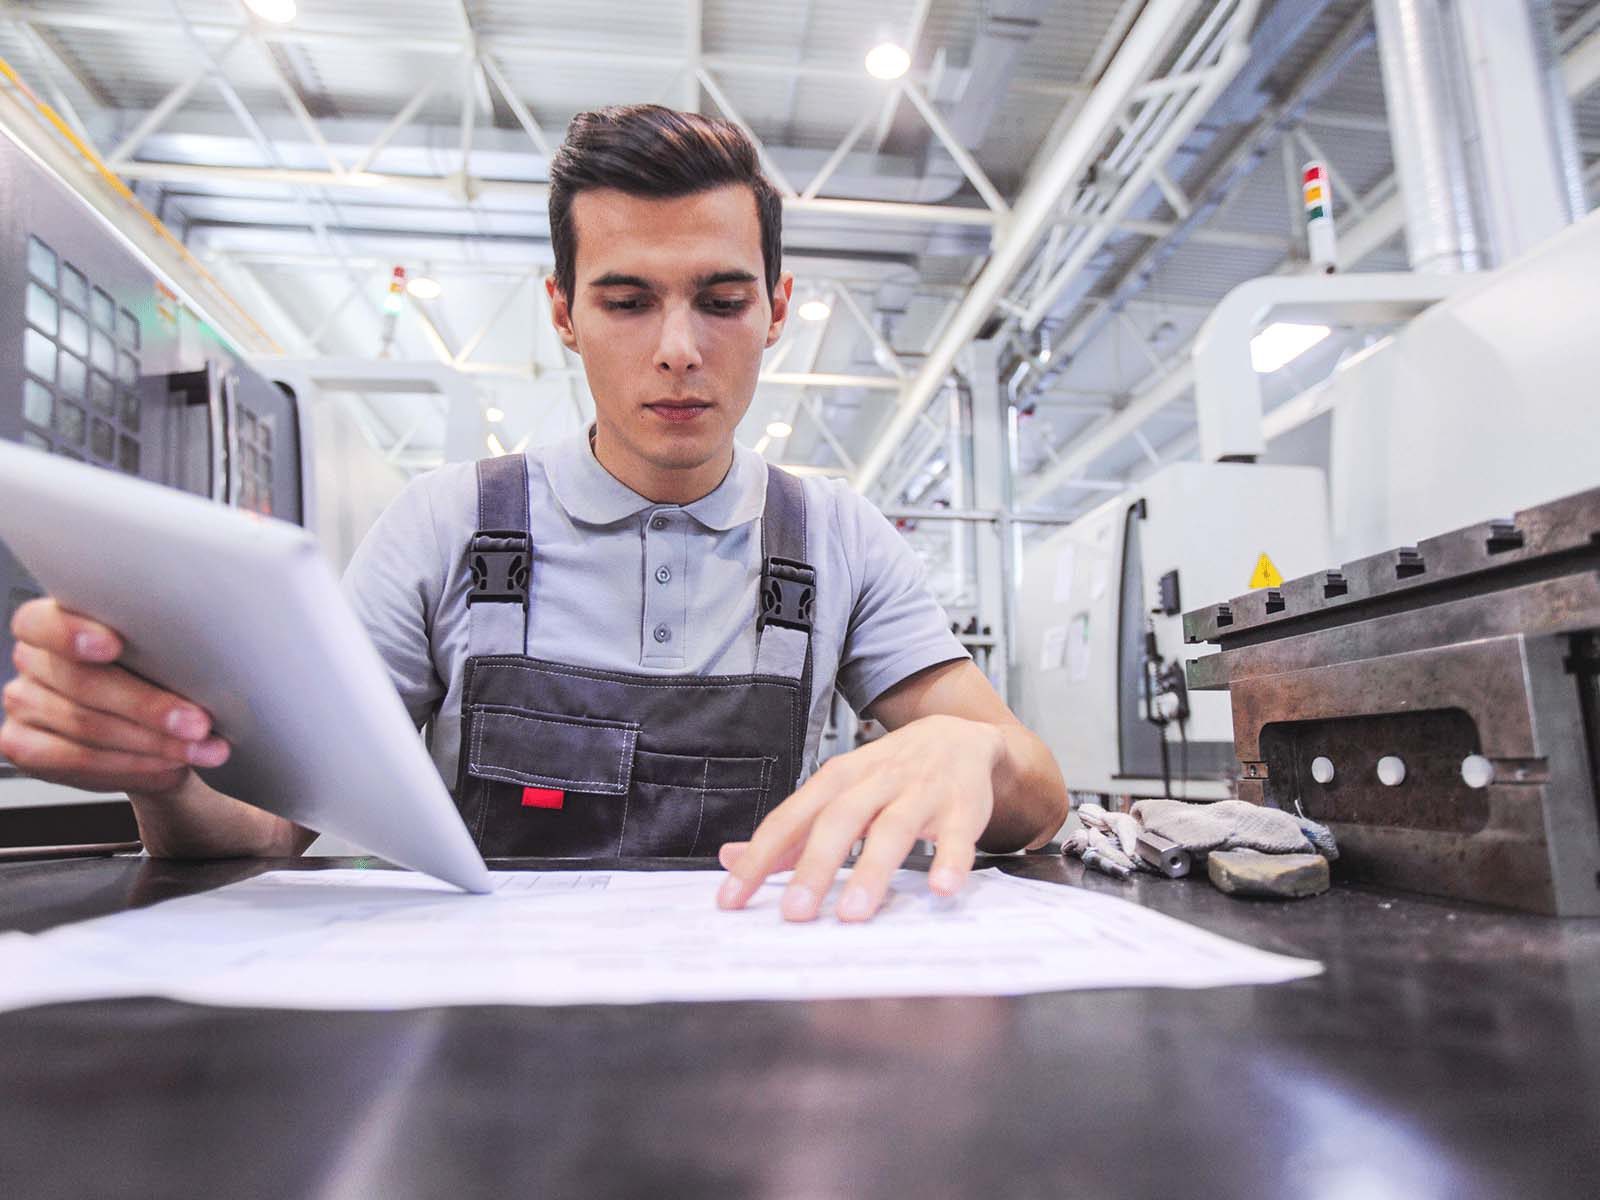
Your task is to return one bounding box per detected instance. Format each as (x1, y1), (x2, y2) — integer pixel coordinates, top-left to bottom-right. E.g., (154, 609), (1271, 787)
(603, 298), (647, 312)
(703, 298), (751, 315)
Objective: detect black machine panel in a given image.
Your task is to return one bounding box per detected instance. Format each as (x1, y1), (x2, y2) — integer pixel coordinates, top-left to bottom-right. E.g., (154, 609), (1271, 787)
(0, 131), (306, 822)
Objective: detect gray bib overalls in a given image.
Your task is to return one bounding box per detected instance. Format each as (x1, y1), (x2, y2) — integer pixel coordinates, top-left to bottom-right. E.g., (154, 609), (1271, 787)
(450, 453), (816, 859)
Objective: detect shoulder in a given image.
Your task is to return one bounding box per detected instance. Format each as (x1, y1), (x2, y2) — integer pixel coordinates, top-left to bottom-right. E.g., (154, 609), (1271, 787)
(394, 448), (558, 537)
(794, 474), (904, 554)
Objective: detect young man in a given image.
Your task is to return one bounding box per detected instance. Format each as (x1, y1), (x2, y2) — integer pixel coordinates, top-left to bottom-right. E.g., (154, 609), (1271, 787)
(2, 105), (1067, 922)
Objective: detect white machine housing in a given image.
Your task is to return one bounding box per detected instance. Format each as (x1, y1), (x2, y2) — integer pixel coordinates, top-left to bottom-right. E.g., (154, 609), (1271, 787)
(1016, 461), (1329, 799)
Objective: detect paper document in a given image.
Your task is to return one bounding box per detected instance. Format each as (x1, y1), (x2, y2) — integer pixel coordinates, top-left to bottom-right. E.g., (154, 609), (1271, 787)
(0, 868), (1321, 1012)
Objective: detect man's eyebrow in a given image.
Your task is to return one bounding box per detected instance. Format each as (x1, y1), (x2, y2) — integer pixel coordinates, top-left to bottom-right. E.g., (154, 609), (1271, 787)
(696, 270), (759, 288)
(588, 272), (655, 289)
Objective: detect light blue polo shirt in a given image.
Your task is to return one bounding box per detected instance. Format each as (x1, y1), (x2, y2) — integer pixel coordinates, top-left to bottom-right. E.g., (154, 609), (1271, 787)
(341, 427), (969, 788)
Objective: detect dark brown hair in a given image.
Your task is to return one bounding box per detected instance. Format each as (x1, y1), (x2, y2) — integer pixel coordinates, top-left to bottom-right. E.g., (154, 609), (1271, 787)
(547, 104), (783, 301)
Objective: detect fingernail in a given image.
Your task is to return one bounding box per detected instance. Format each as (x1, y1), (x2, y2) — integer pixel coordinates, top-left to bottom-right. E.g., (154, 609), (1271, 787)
(837, 886), (872, 921)
(74, 632), (114, 659)
(930, 866), (962, 894)
(780, 884), (817, 921)
(716, 876), (744, 909)
(186, 739), (228, 768)
(165, 708), (207, 740)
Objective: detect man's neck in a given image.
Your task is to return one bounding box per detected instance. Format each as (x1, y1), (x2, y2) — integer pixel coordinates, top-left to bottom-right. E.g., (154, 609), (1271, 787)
(589, 424), (734, 506)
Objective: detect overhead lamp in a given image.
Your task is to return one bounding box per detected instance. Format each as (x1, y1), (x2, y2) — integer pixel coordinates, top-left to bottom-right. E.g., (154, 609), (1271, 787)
(244, 0), (298, 23)
(865, 42), (911, 81)
(797, 299), (831, 322)
(1249, 322), (1331, 373)
(406, 276), (443, 300)
(485, 406), (504, 423)
(766, 420), (794, 439)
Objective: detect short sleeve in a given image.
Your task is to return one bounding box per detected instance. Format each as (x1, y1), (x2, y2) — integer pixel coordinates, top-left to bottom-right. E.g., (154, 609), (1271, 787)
(828, 484), (969, 715)
(339, 471), (452, 729)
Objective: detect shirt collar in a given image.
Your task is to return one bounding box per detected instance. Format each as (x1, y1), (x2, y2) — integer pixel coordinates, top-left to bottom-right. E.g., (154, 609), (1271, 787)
(544, 425), (768, 531)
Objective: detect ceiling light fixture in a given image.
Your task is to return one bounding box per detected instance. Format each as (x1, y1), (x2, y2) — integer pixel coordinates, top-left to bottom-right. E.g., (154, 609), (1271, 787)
(797, 299), (831, 322)
(1249, 322), (1331, 373)
(244, 0), (298, 23)
(865, 42), (911, 81)
(485, 406), (504, 423)
(766, 420), (794, 439)
(406, 276), (443, 300)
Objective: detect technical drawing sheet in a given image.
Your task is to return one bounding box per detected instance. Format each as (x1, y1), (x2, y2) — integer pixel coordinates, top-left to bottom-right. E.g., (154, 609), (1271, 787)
(0, 868), (1321, 1012)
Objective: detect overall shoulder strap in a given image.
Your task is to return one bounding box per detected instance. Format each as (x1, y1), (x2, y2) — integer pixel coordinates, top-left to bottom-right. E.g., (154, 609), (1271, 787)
(755, 465), (813, 682)
(467, 454), (531, 659)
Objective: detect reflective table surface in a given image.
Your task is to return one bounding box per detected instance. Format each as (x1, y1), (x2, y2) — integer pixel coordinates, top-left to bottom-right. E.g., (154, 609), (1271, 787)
(1, 853), (1597, 1199)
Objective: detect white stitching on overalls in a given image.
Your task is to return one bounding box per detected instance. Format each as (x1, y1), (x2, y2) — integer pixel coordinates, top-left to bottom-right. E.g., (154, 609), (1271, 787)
(688, 757), (709, 856)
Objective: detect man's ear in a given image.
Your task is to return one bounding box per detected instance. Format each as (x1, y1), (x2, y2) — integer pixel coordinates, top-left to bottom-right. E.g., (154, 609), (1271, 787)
(547, 275), (580, 352)
(764, 271), (795, 349)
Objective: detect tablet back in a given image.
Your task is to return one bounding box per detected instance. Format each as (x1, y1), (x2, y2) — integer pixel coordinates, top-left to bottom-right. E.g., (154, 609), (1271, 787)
(0, 440), (491, 892)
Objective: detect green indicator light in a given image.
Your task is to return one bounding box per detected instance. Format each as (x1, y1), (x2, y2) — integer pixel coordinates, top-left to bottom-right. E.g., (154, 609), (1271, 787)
(1306, 205), (1326, 221)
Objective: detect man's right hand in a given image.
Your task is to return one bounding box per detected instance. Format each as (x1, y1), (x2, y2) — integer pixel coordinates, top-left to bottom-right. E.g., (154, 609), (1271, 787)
(1, 597), (231, 797)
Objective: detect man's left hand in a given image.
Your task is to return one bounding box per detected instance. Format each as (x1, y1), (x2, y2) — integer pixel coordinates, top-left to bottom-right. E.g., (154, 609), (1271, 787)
(714, 714), (1003, 922)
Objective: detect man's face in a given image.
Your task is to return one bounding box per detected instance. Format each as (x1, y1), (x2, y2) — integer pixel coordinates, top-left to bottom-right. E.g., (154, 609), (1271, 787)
(548, 185), (792, 474)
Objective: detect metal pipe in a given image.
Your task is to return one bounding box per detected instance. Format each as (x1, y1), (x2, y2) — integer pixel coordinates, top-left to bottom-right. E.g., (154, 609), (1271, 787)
(1530, 0), (1589, 221)
(947, 384), (968, 604)
(851, 0), (1199, 495)
(1021, 37), (1250, 332)
(1372, 0), (1484, 272)
(1042, 8), (1377, 383)
(1015, 8), (1600, 514)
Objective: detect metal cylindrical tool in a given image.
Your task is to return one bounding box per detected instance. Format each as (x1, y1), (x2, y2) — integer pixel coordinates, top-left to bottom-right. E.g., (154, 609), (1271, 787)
(1136, 830), (1192, 879)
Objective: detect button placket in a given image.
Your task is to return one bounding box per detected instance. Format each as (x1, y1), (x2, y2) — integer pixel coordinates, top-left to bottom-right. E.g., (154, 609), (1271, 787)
(642, 509), (688, 666)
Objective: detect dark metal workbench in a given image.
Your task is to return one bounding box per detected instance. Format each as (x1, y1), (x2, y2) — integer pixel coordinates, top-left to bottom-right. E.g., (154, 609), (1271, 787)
(2, 854), (1598, 1199)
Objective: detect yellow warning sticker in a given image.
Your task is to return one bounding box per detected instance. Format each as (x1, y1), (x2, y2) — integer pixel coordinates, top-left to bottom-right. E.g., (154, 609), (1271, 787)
(1249, 552), (1284, 589)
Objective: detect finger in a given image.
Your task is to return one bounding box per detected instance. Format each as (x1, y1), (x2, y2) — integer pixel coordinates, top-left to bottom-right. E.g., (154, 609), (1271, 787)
(10, 598), (123, 663)
(1, 675), (229, 767)
(12, 642), (213, 741)
(0, 717), (191, 795)
(780, 775), (906, 922)
(716, 759), (863, 910)
(927, 833), (979, 897)
(717, 839), (802, 874)
(834, 798), (936, 922)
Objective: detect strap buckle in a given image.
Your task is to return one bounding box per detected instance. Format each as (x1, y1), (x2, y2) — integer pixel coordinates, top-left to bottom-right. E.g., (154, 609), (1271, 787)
(467, 531), (530, 607)
(758, 556), (815, 633)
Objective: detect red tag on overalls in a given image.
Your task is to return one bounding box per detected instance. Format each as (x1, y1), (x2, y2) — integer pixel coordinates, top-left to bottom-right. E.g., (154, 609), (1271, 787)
(521, 787), (565, 810)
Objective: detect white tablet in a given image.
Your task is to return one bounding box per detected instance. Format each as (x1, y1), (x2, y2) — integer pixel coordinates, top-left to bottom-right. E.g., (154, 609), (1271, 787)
(0, 440), (491, 893)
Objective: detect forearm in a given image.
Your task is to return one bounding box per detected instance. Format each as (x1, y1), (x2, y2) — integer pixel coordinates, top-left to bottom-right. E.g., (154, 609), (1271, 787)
(129, 771), (313, 859)
(978, 722), (1068, 853)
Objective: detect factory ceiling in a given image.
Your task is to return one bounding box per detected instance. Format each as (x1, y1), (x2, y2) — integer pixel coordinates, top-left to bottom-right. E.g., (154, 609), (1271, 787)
(1, 0), (1597, 577)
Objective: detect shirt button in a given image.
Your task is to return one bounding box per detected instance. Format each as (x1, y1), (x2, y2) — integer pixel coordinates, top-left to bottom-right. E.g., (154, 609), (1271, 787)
(655, 566), (672, 584)
(650, 515), (668, 531)
(653, 624), (672, 644)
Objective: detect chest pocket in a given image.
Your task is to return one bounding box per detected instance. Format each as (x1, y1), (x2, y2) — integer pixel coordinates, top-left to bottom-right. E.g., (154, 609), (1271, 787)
(462, 704), (776, 858)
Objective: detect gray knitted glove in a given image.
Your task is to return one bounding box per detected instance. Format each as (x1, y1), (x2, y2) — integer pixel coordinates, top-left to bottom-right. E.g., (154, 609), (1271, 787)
(1131, 799), (1313, 857)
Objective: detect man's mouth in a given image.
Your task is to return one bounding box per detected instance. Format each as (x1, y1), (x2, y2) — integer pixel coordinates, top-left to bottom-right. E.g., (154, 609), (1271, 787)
(645, 400), (713, 423)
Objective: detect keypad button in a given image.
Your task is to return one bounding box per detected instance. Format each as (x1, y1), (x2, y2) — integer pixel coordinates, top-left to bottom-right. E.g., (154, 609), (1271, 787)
(24, 328), (56, 382)
(90, 371), (115, 416)
(22, 378), (53, 430)
(25, 283), (57, 335)
(90, 287), (114, 331)
(60, 307), (88, 357)
(60, 264), (87, 310)
(59, 352), (86, 400)
(27, 236), (57, 287)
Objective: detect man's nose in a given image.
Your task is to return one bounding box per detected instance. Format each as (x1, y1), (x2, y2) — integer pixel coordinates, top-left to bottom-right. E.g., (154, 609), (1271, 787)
(655, 303), (703, 375)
